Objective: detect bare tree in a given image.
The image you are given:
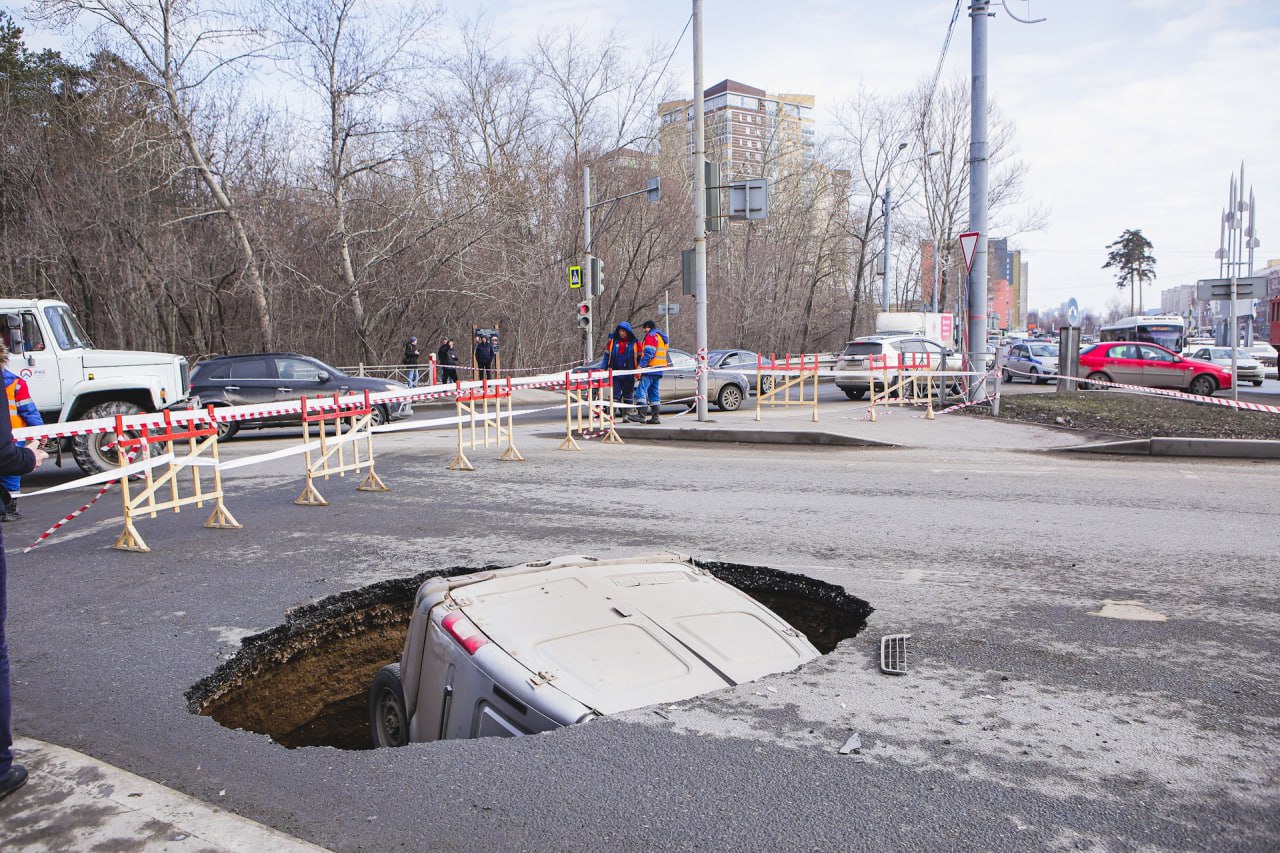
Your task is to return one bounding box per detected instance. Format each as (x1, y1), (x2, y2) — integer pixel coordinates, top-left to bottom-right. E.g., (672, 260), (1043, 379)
(36, 0), (277, 347)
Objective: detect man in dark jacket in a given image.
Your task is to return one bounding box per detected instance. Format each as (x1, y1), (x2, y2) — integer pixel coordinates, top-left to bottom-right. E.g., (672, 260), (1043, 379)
(597, 321), (641, 410)
(402, 336), (421, 387)
(0, 339), (47, 802)
(474, 335), (496, 380)
(437, 337), (459, 384)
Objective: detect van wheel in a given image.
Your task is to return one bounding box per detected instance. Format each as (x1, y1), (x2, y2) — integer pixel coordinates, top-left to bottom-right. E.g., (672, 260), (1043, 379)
(71, 401), (144, 475)
(369, 663), (409, 748)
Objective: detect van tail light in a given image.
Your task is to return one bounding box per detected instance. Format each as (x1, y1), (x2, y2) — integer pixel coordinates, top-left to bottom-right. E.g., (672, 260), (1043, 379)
(441, 611), (489, 655)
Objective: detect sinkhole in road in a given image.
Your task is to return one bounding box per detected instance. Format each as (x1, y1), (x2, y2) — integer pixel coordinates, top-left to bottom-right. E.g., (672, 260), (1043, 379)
(187, 561), (873, 750)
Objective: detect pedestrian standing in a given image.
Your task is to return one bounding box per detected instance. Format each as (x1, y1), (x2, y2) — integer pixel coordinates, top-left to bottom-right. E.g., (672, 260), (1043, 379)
(598, 321), (641, 411)
(629, 319), (669, 424)
(437, 338), (459, 384)
(0, 340), (48, 803)
(1, 363), (44, 520)
(474, 335), (496, 380)
(402, 336), (421, 387)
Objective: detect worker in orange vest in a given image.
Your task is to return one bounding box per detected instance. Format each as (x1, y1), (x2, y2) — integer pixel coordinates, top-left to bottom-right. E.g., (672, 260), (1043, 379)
(629, 320), (669, 424)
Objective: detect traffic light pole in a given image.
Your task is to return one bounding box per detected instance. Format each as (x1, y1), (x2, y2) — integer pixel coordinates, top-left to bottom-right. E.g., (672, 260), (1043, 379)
(582, 163), (593, 363)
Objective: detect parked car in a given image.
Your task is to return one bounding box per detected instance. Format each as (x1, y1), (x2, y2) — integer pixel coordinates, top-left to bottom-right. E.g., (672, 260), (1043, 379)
(1078, 342), (1232, 396)
(190, 353), (409, 438)
(707, 348), (772, 394)
(368, 553), (820, 747)
(832, 335), (957, 400)
(1246, 342), (1277, 369)
(1002, 341), (1060, 384)
(1183, 347), (1265, 386)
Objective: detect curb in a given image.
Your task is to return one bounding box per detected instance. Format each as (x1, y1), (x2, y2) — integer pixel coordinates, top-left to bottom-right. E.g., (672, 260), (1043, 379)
(0, 737), (328, 852)
(610, 425), (897, 448)
(1060, 437), (1280, 459)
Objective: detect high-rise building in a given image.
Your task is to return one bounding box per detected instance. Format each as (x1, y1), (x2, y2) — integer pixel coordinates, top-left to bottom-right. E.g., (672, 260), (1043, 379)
(658, 79), (816, 181)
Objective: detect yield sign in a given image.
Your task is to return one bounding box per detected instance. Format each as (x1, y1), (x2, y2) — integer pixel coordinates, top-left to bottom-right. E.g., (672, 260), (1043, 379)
(958, 231), (981, 273)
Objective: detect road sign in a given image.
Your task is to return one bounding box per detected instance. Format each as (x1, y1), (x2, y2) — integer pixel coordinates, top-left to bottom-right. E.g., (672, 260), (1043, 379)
(569, 265), (582, 289)
(1195, 276), (1263, 301)
(1066, 297), (1081, 327)
(958, 231), (980, 273)
(658, 303), (681, 316)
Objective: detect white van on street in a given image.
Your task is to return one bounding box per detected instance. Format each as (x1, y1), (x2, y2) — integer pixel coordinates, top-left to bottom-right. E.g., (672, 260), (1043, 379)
(369, 553), (821, 747)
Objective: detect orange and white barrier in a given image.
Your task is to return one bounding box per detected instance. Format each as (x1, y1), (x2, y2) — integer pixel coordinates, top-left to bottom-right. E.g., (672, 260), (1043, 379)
(558, 370), (623, 451)
(755, 353), (821, 423)
(447, 378), (525, 471)
(296, 391), (388, 506)
(113, 407), (241, 553)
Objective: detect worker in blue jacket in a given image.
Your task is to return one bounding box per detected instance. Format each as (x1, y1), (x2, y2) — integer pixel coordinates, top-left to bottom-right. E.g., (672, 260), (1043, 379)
(597, 321), (641, 411)
(628, 320), (669, 424)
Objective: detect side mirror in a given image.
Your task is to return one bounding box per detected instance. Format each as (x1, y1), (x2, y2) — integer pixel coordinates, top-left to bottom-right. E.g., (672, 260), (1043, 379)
(944, 348), (956, 356)
(5, 313), (23, 357)
(316, 372), (330, 383)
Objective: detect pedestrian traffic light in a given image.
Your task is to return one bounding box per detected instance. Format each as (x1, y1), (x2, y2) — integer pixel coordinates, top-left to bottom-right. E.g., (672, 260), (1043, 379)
(577, 302), (591, 330)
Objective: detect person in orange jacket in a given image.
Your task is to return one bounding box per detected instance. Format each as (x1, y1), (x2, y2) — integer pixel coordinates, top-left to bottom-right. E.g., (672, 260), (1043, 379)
(1, 367), (42, 521)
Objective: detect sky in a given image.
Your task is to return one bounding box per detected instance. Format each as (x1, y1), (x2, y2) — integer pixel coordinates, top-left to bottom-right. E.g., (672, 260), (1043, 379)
(11, 0), (1278, 319)
(483, 0), (1280, 318)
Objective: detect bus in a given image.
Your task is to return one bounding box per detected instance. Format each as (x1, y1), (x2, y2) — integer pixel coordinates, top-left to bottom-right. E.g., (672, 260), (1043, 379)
(1098, 315), (1186, 353)
(1270, 295), (1280, 352)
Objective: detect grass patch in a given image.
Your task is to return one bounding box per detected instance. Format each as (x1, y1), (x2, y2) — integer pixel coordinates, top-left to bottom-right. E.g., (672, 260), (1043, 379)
(972, 391), (1280, 440)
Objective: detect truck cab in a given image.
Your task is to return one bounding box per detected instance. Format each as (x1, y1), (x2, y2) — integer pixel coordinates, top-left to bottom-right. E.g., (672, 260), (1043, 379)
(2, 299), (189, 473)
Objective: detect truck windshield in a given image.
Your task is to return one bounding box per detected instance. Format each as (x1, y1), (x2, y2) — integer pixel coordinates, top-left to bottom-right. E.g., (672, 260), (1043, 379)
(44, 305), (93, 349)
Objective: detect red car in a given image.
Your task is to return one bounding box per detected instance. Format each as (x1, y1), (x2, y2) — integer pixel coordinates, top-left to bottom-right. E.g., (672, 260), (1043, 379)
(1079, 342), (1232, 396)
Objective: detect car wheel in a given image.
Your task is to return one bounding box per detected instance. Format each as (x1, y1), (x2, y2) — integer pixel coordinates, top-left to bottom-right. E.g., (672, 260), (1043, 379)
(716, 384), (744, 411)
(1001, 369), (1013, 384)
(70, 401), (144, 474)
(759, 375), (775, 395)
(1252, 380), (1263, 387)
(842, 387), (866, 401)
(212, 409), (239, 440)
(369, 404), (389, 427)
(369, 663), (409, 748)
(1188, 374), (1217, 397)
(1084, 371), (1111, 391)
(1033, 370), (1049, 385)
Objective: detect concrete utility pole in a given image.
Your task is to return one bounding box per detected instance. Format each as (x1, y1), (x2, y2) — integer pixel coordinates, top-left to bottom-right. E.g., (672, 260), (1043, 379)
(692, 0), (709, 421)
(582, 164), (593, 363)
(881, 182), (894, 311)
(966, 1), (1042, 397)
(966, 1), (990, 393)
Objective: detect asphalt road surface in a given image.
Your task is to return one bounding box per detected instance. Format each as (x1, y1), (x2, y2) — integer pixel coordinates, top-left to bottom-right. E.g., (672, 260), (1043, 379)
(3, 408), (1278, 852)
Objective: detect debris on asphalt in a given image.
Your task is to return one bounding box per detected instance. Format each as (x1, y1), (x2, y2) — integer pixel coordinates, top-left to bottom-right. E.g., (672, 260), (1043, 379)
(839, 733), (862, 755)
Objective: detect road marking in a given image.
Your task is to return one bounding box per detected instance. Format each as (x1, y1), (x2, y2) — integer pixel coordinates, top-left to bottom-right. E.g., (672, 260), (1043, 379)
(1181, 470), (1200, 479)
(1087, 600), (1168, 622)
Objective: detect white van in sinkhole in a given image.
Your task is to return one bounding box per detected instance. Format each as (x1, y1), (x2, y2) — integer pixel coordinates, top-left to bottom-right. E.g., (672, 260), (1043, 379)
(369, 553), (820, 746)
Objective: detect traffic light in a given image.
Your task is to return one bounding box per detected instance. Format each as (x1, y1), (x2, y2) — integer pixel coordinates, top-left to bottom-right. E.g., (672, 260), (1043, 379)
(589, 256), (604, 296)
(577, 302), (591, 330)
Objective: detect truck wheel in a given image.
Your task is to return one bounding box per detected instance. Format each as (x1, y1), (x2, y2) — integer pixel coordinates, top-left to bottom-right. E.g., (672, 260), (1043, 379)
(369, 663), (409, 748)
(71, 401), (144, 474)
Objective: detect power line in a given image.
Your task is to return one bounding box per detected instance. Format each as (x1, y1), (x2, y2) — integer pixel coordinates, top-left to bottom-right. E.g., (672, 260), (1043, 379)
(920, 0), (964, 129)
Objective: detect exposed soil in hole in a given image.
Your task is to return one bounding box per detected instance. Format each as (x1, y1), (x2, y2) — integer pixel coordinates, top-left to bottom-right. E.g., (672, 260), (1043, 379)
(187, 561), (872, 750)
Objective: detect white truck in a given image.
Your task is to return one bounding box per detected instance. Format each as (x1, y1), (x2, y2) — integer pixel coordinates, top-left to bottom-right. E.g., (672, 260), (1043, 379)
(1, 298), (190, 474)
(876, 311), (956, 346)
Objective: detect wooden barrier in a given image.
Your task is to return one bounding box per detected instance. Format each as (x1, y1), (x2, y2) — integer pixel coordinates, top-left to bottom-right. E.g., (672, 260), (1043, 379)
(755, 353), (820, 423)
(447, 378), (525, 471)
(114, 406), (241, 553)
(558, 370), (622, 451)
(866, 353), (941, 421)
(296, 391), (388, 506)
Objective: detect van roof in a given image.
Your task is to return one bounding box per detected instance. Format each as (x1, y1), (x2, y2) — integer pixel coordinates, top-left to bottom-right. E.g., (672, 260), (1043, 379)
(449, 554), (819, 715)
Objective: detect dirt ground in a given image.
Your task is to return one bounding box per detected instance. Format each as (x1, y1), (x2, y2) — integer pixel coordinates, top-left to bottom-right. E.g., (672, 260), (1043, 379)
(972, 390), (1280, 440)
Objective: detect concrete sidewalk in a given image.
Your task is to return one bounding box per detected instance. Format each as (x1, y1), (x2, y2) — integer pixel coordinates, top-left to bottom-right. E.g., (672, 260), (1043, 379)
(0, 738), (326, 852)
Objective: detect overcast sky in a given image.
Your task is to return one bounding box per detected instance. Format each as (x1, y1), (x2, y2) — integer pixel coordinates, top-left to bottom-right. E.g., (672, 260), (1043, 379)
(484, 0), (1279, 317)
(13, 0), (1277, 318)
